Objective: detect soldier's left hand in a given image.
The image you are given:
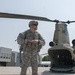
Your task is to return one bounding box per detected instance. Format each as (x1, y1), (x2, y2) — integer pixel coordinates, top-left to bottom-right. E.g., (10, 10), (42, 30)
(31, 40), (39, 44)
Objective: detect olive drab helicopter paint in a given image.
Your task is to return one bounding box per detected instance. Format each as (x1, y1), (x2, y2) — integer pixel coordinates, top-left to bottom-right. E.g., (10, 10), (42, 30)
(48, 22), (75, 72)
(0, 12), (75, 72)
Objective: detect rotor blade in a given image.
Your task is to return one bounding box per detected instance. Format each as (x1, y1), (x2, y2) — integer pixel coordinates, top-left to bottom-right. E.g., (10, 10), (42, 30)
(0, 12), (53, 22)
(61, 20), (75, 24)
(69, 21), (75, 23)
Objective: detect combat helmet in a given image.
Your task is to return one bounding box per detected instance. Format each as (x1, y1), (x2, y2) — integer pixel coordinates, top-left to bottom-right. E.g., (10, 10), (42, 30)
(29, 20), (38, 27)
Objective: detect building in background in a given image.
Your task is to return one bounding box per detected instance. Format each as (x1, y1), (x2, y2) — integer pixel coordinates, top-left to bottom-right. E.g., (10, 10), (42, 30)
(0, 47), (50, 67)
(0, 47), (12, 66)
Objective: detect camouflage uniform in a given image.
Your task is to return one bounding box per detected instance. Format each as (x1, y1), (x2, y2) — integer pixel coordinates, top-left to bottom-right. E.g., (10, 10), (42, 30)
(17, 29), (45, 75)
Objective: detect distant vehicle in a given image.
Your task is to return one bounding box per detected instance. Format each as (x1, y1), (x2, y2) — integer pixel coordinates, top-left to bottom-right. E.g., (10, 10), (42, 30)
(40, 61), (51, 67)
(0, 47), (12, 66)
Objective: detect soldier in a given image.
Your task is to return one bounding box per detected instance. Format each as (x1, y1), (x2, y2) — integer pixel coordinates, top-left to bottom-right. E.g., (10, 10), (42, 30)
(17, 20), (45, 75)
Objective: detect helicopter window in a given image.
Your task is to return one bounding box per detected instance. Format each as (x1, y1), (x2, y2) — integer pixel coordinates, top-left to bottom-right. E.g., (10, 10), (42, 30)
(64, 25), (68, 35)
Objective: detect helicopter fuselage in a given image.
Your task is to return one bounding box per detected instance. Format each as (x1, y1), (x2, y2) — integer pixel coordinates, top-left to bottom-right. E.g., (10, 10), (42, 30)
(48, 22), (75, 72)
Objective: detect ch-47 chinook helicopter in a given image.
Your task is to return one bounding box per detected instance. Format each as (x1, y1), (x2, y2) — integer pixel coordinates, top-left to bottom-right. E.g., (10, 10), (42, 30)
(0, 12), (75, 72)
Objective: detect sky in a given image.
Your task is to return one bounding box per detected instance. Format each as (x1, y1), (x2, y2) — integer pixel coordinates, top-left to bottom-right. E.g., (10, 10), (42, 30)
(0, 0), (75, 54)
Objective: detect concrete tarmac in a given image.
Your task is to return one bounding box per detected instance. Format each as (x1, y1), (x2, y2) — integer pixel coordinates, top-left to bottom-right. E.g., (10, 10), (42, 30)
(0, 67), (75, 75)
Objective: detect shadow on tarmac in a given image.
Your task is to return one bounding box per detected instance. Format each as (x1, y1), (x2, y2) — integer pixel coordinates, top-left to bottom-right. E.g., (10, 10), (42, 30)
(42, 70), (75, 75)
